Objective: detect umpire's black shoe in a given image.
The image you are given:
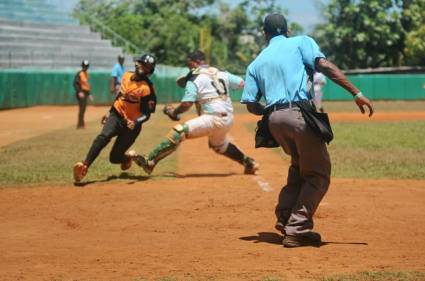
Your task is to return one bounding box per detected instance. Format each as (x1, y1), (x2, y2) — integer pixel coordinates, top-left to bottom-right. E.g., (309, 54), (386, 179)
(282, 232), (322, 248)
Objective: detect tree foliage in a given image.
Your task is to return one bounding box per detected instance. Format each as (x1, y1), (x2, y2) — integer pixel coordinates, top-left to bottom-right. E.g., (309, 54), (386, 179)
(401, 0), (425, 65)
(314, 0), (425, 69)
(74, 0), (293, 73)
(75, 0), (424, 70)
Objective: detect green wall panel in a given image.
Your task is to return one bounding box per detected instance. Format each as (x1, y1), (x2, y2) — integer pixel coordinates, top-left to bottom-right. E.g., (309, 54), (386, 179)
(322, 74), (425, 100)
(1, 70), (424, 109)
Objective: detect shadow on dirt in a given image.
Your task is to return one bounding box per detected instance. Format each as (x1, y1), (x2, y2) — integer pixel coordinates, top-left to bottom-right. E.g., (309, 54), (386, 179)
(321, 241), (368, 246)
(240, 232), (368, 247)
(174, 172), (238, 178)
(73, 172), (149, 187)
(240, 232), (283, 245)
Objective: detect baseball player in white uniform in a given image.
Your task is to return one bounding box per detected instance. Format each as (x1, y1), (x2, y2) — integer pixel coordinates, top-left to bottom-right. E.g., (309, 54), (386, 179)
(134, 50), (259, 175)
(313, 72), (327, 112)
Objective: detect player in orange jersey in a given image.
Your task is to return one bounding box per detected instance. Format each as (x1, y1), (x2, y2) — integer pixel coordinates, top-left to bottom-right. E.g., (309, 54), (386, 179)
(74, 60), (92, 129)
(73, 54), (157, 183)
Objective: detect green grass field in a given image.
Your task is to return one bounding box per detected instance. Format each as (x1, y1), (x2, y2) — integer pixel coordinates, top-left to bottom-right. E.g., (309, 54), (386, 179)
(319, 271), (425, 281)
(0, 116), (177, 187)
(320, 100), (425, 112)
(245, 119), (425, 180)
(0, 102), (424, 187)
(329, 121), (425, 179)
(232, 100), (425, 113)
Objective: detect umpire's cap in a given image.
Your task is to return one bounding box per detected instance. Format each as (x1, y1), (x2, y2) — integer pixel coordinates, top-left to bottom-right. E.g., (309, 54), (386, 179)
(135, 54), (156, 74)
(81, 60), (90, 67)
(263, 13), (288, 36)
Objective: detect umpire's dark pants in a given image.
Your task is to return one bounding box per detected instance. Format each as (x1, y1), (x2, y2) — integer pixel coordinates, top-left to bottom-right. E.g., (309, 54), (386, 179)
(84, 110), (141, 167)
(76, 91), (90, 128)
(269, 107), (331, 237)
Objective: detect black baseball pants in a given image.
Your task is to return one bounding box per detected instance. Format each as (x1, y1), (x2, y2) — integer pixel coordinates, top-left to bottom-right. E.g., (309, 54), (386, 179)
(84, 110), (141, 167)
(76, 91), (90, 128)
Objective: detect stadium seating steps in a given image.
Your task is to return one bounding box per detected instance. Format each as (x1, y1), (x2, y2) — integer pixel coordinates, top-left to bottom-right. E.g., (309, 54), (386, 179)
(0, 0), (133, 70)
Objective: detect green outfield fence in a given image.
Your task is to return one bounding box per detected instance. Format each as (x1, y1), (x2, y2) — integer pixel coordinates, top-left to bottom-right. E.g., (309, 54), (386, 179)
(0, 69), (424, 109)
(322, 74), (425, 100)
(0, 67), (187, 109)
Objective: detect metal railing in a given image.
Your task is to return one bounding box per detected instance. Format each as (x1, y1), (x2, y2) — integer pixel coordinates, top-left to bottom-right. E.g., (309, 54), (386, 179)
(79, 14), (143, 56)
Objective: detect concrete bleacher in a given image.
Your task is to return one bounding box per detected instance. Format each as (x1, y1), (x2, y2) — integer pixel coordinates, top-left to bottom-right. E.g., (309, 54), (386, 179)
(0, 0), (133, 70)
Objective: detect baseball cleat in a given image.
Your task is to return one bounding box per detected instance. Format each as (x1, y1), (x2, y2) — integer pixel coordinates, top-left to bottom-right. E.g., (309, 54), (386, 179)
(121, 150), (136, 171)
(133, 155), (155, 175)
(73, 162), (88, 182)
(282, 232), (322, 248)
(243, 157), (259, 174)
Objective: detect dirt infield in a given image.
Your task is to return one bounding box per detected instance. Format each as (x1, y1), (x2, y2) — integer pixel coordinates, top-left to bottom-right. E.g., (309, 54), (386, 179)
(0, 106), (424, 281)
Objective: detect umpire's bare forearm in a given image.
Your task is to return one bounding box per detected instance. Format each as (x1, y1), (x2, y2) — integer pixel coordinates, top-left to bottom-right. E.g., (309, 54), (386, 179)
(316, 58), (360, 96)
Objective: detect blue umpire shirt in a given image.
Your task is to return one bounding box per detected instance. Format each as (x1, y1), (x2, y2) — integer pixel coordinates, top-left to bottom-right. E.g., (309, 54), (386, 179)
(241, 35), (325, 109)
(111, 63), (125, 85)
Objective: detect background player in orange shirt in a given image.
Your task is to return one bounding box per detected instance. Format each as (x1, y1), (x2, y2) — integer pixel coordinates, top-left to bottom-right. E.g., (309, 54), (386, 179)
(74, 60), (92, 129)
(73, 54), (157, 183)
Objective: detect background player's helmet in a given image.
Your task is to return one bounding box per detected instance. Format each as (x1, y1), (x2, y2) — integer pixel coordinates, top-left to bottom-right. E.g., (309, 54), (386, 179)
(135, 54), (156, 74)
(81, 60), (90, 68)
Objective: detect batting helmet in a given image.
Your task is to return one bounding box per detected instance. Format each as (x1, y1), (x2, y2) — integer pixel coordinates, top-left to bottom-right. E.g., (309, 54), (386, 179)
(135, 54), (156, 74)
(81, 60), (90, 67)
(81, 60), (90, 68)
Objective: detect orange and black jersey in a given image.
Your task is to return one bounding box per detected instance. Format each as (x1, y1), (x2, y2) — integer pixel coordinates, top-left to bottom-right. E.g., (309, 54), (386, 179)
(113, 71), (157, 122)
(73, 70), (91, 92)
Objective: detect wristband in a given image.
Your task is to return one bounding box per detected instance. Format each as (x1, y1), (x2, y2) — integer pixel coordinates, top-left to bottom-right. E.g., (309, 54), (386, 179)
(353, 92), (364, 99)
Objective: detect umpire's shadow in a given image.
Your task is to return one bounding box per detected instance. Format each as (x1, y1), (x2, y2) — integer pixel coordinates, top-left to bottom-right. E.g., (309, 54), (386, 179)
(73, 172), (149, 187)
(240, 232), (283, 245)
(239, 232), (368, 247)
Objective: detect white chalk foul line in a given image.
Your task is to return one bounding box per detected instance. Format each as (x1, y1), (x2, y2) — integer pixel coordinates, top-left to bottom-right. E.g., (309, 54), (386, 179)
(254, 175), (273, 192)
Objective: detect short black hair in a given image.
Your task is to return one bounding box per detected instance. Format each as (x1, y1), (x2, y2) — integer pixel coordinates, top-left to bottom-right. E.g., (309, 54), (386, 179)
(263, 13), (288, 36)
(187, 50), (206, 62)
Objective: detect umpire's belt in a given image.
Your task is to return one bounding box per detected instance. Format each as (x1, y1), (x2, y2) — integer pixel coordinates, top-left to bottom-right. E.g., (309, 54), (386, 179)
(265, 100), (311, 114)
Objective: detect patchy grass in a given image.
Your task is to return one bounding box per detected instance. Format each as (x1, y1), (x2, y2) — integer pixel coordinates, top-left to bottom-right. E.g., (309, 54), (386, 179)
(246, 120), (425, 180)
(323, 100), (425, 113)
(1, 101), (424, 187)
(233, 100), (425, 114)
(132, 271), (425, 281)
(320, 271), (425, 281)
(0, 114), (177, 187)
(329, 121), (425, 179)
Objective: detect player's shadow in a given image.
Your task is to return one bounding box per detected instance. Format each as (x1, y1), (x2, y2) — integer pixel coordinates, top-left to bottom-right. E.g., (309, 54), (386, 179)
(73, 172), (149, 187)
(239, 232), (368, 247)
(174, 172), (238, 178)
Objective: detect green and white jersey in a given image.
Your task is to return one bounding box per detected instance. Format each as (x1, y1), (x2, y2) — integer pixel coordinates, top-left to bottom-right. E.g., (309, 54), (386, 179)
(181, 65), (244, 115)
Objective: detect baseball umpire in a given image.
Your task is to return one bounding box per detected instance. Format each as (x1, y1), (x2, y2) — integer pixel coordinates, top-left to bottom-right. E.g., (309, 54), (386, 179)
(133, 50), (259, 175)
(73, 54), (157, 183)
(241, 14), (374, 247)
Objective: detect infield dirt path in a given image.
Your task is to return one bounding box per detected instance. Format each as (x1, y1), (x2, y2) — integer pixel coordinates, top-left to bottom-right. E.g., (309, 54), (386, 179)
(0, 106), (424, 281)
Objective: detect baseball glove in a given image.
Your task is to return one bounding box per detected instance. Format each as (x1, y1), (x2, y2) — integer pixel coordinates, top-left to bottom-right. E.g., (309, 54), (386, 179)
(163, 104), (180, 121)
